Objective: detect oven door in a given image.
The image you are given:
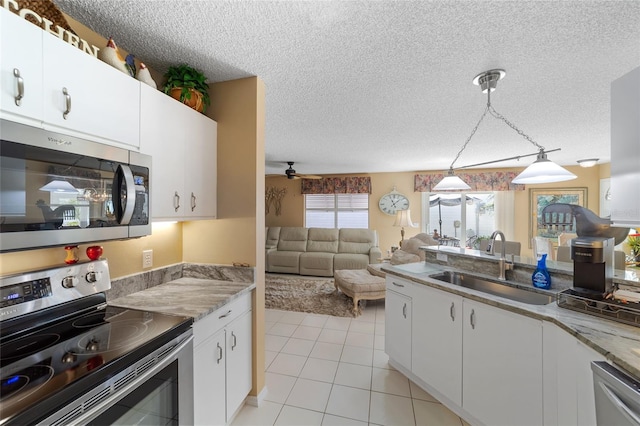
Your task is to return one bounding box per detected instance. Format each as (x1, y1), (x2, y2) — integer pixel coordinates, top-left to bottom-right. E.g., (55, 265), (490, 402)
(39, 331), (194, 426)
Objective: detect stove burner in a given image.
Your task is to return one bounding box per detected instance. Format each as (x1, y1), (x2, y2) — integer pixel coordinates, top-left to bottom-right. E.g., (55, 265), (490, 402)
(0, 365), (54, 402)
(0, 334), (60, 362)
(72, 312), (107, 328)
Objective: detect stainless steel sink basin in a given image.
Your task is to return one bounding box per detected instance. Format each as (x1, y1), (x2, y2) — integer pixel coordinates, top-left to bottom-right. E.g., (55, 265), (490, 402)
(429, 271), (555, 305)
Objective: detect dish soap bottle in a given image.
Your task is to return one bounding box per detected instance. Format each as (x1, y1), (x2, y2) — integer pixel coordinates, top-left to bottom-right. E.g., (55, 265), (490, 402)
(532, 253), (551, 289)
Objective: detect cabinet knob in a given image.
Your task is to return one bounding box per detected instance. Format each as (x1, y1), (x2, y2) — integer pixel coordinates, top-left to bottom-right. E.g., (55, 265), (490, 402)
(62, 87), (71, 119)
(13, 68), (24, 106)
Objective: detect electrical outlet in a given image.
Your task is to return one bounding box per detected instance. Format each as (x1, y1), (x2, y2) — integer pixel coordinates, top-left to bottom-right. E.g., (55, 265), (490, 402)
(142, 250), (153, 268)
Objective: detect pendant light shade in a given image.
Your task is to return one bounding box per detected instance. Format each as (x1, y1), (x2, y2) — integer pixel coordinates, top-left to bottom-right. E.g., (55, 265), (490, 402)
(512, 150), (577, 184)
(433, 168), (471, 191)
(39, 180), (79, 193)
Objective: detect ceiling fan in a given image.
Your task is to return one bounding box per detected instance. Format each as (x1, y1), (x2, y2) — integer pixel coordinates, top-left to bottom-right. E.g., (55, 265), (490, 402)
(268, 162), (322, 180)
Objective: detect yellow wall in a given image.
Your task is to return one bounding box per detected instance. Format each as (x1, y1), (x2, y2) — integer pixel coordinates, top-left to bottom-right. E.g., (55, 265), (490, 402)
(267, 164), (609, 259)
(184, 77), (266, 398)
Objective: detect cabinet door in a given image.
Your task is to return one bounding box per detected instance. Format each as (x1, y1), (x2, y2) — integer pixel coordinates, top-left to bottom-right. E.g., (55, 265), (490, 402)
(184, 112), (217, 219)
(463, 299), (543, 426)
(225, 310), (253, 422)
(193, 328), (226, 426)
(412, 285), (463, 406)
(41, 33), (140, 149)
(0, 9), (43, 125)
(610, 66), (640, 227)
(140, 84), (186, 219)
(385, 288), (412, 371)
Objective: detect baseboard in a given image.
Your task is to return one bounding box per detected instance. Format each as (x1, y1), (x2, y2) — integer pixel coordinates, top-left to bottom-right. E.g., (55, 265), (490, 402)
(245, 385), (268, 407)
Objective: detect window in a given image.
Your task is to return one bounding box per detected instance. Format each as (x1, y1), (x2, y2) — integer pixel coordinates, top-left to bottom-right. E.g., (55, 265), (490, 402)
(305, 194), (369, 228)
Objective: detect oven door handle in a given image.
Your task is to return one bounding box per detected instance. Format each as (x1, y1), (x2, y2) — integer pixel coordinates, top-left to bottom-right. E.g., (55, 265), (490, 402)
(57, 334), (193, 425)
(112, 164), (136, 225)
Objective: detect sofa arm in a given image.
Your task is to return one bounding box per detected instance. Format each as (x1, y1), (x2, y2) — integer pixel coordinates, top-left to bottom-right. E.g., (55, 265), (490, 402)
(369, 247), (383, 264)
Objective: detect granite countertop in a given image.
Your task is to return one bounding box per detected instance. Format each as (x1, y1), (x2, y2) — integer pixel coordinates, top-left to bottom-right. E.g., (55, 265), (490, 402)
(382, 261), (640, 380)
(109, 278), (256, 322)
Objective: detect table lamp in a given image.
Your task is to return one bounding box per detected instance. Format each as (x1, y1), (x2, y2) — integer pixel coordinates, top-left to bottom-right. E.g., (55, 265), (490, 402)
(394, 209), (417, 246)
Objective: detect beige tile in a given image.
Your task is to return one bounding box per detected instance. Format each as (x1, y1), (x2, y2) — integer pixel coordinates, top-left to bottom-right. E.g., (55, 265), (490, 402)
(374, 334), (385, 350)
(318, 328), (347, 345)
(340, 345), (373, 366)
(333, 363), (372, 390)
(285, 378), (332, 412)
(265, 350), (278, 370)
(374, 322), (386, 336)
(413, 399), (462, 426)
(279, 311), (308, 325)
(275, 405), (324, 426)
(265, 309), (287, 323)
(230, 400), (283, 426)
(325, 316), (352, 331)
(409, 381), (438, 402)
(265, 334), (289, 352)
(269, 322), (298, 338)
(371, 367), (411, 397)
(301, 314), (329, 328)
(281, 338), (315, 357)
(357, 306), (377, 322)
(267, 353), (307, 376)
(265, 372), (297, 404)
(372, 350), (393, 370)
(325, 385), (370, 422)
(349, 321), (375, 334)
(300, 358), (339, 383)
(292, 325), (322, 341)
(345, 331), (374, 348)
(369, 391), (415, 426)
(310, 341), (344, 362)
(321, 413), (368, 426)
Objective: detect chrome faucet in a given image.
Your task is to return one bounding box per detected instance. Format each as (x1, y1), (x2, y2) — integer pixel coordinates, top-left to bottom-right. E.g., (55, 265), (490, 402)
(487, 230), (513, 280)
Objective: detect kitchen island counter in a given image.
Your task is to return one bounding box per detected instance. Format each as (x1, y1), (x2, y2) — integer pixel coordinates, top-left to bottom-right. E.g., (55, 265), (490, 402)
(109, 277), (255, 321)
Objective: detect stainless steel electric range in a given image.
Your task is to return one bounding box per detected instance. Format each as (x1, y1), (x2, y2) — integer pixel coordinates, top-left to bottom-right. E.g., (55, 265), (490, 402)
(0, 260), (194, 425)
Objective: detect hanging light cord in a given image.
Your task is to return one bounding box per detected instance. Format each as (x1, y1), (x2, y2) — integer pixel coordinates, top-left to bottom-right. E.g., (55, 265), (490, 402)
(448, 85), (546, 171)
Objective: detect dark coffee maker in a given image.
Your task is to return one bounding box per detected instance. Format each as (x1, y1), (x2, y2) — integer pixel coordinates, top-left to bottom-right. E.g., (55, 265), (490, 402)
(570, 237), (615, 294)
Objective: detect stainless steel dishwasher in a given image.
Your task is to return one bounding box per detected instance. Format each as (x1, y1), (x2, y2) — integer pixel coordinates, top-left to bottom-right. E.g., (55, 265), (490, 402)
(591, 361), (640, 426)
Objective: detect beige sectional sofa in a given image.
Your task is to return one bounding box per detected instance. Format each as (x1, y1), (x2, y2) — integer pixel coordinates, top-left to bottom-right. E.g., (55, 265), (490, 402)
(266, 227), (382, 276)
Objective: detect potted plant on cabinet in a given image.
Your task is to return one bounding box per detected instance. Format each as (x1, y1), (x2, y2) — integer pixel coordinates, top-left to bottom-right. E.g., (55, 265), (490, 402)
(627, 234), (640, 263)
(162, 64), (210, 113)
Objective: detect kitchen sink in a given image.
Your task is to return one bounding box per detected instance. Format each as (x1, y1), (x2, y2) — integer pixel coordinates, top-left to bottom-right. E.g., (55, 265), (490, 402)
(429, 271), (555, 305)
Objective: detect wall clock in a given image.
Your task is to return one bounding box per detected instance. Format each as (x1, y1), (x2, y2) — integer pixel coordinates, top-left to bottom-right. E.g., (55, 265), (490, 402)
(378, 189), (410, 216)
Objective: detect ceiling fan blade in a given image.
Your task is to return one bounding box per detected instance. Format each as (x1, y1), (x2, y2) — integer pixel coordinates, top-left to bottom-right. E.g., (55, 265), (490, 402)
(294, 173), (322, 180)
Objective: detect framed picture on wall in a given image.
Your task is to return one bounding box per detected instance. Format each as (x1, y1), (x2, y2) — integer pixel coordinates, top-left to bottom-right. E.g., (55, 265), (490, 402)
(529, 187), (588, 247)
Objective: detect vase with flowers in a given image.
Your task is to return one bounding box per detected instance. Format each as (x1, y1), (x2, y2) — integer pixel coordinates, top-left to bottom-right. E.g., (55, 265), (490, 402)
(627, 234), (640, 264)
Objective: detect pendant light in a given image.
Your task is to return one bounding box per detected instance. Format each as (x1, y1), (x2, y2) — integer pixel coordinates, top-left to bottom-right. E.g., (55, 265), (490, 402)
(434, 69), (576, 190)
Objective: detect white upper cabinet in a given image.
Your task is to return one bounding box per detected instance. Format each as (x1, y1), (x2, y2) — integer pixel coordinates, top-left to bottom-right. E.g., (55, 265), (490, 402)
(0, 9), (140, 149)
(610, 66), (640, 227)
(140, 84), (217, 221)
(0, 9), (43, 125)
(41, 32), (140, 149)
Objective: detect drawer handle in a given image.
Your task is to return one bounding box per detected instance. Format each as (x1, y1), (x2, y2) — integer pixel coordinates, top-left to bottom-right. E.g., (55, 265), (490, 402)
(231, 331), (237, 350)
(216, 342), (223, 364)
(62, 87), (71, 119)
(392, 282), (405, 288)
(450, 302), (455, 321)
(13, 68), (24, 106)
(218, 309), (232, 319)
(470, 309), (476, 329)
(402, 302), (407, 319)
(173, 191), (181, 212)
(191, 192), (197, 211)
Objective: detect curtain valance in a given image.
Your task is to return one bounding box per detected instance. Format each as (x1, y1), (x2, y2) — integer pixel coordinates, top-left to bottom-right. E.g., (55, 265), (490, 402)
(414, 172), (525, 192)
(301, 177), (371, 194)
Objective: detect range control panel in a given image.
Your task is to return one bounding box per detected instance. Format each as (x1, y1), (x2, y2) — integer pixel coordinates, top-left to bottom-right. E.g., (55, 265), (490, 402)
(0, 259), (111, 321)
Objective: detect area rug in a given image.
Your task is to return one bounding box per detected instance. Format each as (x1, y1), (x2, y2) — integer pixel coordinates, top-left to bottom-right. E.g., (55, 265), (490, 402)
(265, 273), (363, 317)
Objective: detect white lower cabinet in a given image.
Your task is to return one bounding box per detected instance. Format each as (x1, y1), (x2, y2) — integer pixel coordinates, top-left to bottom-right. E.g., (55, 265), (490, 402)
(385, 277), (412, 371)
(411, 284), (463, 407)
(462, 298), (543, 426)
(193, 294), (252, 425)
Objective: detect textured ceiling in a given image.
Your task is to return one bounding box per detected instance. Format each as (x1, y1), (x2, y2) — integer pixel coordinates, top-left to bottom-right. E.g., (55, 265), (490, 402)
(53, 0), (640, 176)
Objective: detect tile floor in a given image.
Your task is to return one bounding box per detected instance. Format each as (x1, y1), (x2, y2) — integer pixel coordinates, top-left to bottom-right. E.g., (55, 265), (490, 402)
(231, 301), (469, 426)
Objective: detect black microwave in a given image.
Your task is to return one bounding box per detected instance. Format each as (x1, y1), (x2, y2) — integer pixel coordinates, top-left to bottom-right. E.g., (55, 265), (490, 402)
(0, 120), (151, 252)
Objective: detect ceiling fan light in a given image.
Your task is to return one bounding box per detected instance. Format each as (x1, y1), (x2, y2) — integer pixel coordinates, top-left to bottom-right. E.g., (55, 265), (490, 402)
(512, 151), (577, 184)
(433, 169), (471, 191)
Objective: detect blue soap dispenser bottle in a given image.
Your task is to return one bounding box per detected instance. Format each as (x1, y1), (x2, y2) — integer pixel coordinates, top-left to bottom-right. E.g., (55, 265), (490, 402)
(532, 253), (551, 290)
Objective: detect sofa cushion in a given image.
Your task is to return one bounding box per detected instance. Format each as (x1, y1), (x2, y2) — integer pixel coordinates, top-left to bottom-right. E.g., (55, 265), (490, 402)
(277, 227), (309, 252)
(307, 228), (339, 253)
(300, 252), (334, 276)
(367, 263), (386, 278)
(338, 228), (377, 254)
(268, 250), (303, 274)
(266, 226), (281, 248)
(334, 253), (370, 271)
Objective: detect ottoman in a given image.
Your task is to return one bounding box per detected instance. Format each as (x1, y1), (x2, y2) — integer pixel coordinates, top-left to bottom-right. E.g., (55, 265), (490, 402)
(334, 268), (386, 315)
